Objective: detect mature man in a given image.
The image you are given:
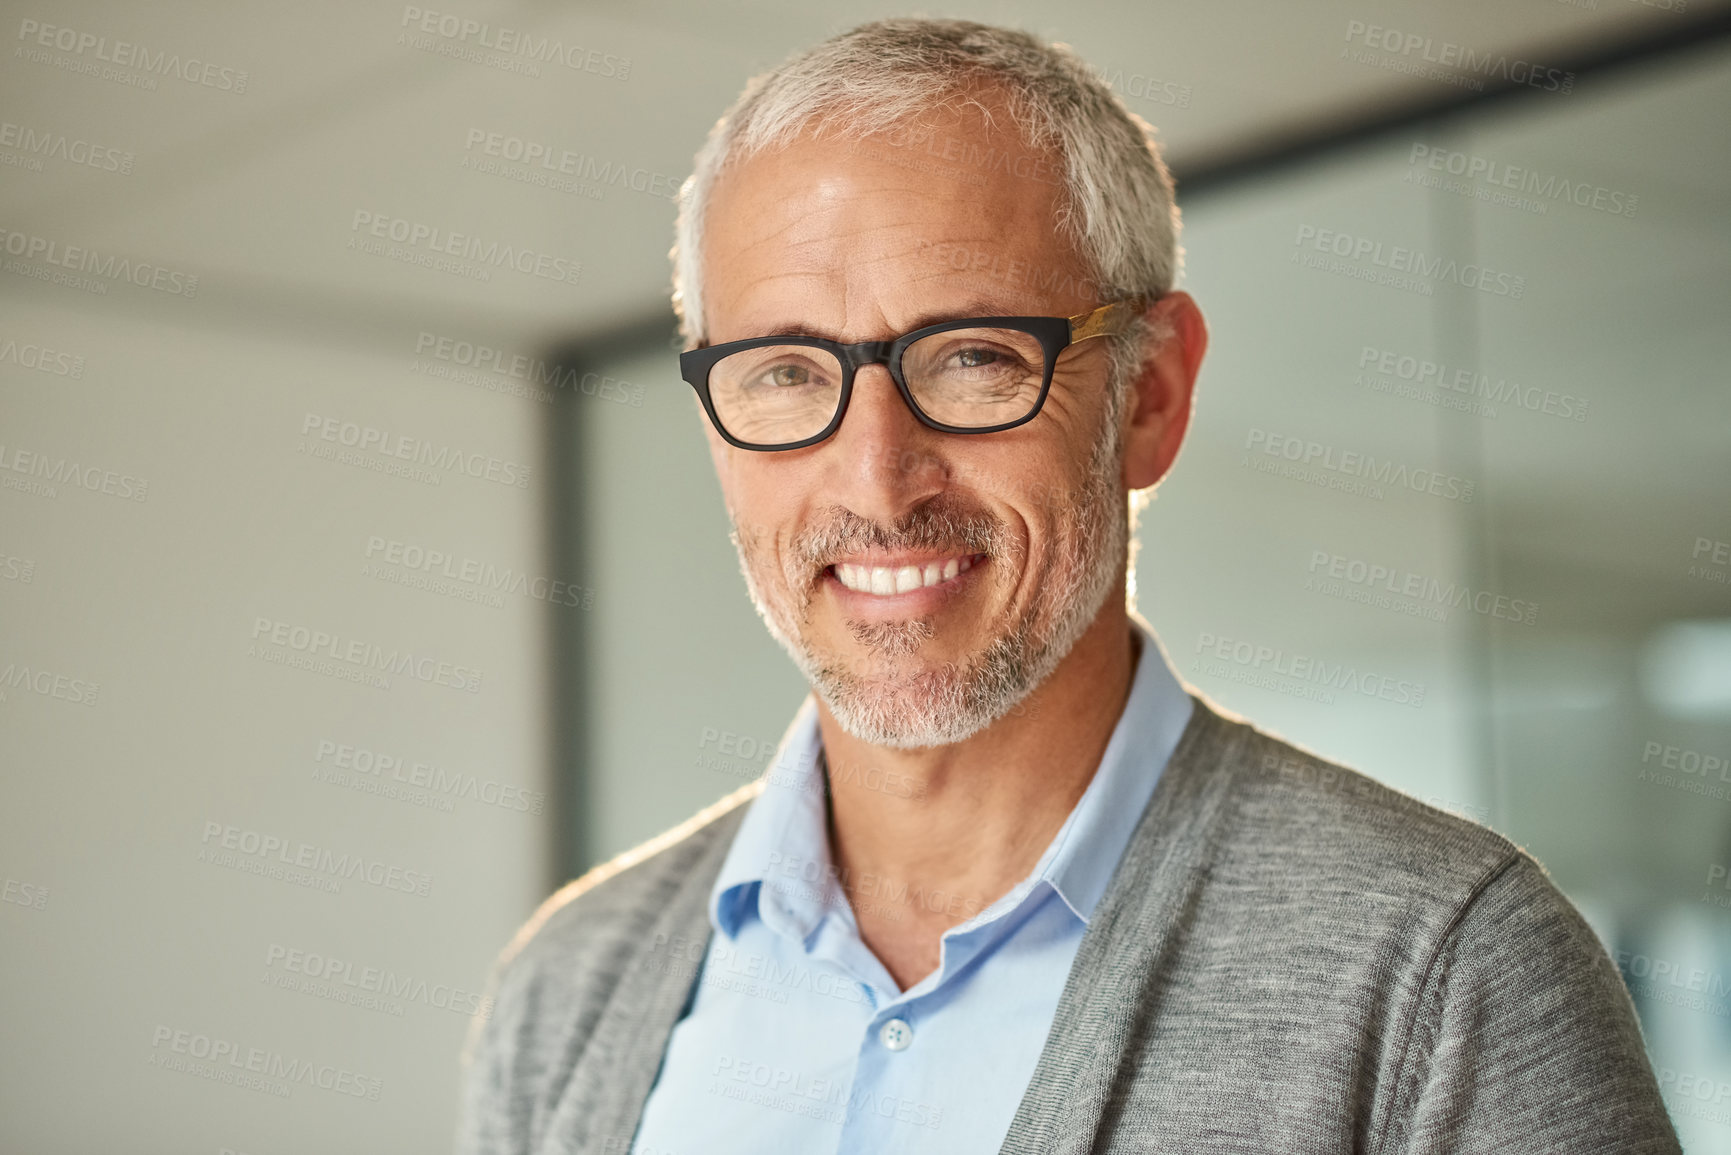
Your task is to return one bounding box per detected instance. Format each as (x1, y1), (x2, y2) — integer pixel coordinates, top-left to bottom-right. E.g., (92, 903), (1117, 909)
(458, 18), (1678, 1154)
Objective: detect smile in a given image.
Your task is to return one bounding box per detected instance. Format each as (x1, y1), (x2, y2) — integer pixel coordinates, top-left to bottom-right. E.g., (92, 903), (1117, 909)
(829, 553), (983, 596)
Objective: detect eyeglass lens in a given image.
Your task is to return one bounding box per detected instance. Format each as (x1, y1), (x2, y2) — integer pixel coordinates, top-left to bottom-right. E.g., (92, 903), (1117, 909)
(706, 327), (1048, 446)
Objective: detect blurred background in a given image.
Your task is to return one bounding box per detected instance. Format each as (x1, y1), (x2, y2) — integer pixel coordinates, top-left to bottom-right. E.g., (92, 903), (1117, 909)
(2, 1), (1729, 1151)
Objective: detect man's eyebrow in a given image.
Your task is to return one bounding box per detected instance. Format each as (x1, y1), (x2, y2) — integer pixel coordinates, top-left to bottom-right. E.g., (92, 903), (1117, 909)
(739, 297), (1047, 342)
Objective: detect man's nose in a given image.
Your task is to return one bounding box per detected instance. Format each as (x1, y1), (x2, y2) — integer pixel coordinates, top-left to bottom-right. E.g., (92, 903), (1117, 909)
(821, 363), (948, 524)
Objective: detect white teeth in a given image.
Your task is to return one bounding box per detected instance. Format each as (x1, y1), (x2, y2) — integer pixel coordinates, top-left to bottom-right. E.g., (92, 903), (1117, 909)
(833, 555), (979, 595)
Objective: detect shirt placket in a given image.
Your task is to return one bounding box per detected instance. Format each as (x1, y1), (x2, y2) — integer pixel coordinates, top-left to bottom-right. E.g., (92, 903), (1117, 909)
(825, 891), (1040, 1154)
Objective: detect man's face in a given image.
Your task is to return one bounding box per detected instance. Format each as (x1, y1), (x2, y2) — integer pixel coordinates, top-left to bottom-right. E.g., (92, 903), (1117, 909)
(700, 101), (1128, 749)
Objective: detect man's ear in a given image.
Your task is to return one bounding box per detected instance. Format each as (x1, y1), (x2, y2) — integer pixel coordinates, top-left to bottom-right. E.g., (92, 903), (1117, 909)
(1122, 291), (1207, 492)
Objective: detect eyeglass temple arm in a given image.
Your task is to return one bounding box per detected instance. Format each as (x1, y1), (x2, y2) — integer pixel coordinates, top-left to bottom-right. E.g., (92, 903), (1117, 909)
(1067, 298), (1150, 343)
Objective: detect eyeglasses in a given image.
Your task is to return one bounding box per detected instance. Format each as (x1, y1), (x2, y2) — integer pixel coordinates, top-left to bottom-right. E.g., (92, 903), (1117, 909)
(679, 298), (1149, 452)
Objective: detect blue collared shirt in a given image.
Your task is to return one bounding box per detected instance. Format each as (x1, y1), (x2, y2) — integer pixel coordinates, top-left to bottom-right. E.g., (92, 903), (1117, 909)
(631, 615), (1193, 1155)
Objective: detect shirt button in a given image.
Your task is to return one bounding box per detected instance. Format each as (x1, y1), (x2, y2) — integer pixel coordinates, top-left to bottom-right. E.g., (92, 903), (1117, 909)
(878, 1018), (913, 1051)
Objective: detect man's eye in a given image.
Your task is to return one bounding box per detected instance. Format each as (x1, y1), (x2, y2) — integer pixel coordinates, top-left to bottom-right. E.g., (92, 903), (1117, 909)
(766, 364), (811, 387)
(954, 348), (1000, 369)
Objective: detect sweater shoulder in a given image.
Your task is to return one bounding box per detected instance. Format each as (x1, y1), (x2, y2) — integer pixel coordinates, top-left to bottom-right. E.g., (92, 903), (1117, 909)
(455, 784), (758, 1154)
(496, 781), (758, 984)
(1203, 705), (1522, 903)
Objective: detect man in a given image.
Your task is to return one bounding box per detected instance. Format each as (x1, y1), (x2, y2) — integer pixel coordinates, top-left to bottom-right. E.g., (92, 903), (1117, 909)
(458, 18), (1678, 1154)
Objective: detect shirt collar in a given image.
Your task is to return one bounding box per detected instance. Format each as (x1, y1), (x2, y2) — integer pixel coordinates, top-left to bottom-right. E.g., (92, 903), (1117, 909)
(709, 695), (831, 942)
(708, 612), (1194, 940)
(1036, 611), (1193, 922)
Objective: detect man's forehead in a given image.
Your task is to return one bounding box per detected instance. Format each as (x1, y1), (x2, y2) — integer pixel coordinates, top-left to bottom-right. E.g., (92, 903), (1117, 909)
(713, 140), (1046, 234)
(722, 292), (1058, 343)
(704, 122), (1090, 339)
(705, 238), (1090, 342)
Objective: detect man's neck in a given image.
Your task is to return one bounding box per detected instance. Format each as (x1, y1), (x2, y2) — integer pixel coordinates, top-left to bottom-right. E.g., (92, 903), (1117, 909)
(813, 604), (1140, 990)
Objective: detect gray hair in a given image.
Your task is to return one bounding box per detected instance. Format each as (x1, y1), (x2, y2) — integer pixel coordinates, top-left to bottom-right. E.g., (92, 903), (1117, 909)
(671, 18), (1184, 419)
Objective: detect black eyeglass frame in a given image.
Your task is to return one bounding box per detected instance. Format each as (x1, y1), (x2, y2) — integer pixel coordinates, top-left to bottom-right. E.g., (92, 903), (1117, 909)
(678, 297), (1151, 452)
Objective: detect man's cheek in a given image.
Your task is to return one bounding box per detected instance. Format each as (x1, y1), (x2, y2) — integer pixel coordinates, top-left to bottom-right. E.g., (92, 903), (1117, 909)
(706, 424), (739, 493)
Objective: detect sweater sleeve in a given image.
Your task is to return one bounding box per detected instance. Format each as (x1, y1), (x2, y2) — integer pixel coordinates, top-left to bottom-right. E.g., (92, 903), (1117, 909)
(453, 950), (541, 1155)
(1376, 853), (1681, 1155)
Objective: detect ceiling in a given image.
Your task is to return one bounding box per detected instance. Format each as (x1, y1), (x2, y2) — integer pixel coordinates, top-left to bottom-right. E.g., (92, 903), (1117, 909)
(1, 0), (1725, 355)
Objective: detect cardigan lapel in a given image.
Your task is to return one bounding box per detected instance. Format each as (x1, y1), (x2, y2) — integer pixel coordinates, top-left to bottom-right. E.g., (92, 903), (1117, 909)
(998, 696), (1248, 1155)
(538, 797), (749, 1155)
(541, 694), (1245, 1155)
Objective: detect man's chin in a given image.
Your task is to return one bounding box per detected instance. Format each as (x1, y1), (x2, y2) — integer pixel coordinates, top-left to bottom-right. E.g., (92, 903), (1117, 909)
(802, 633), (1031, 750)
(810, 620), (988, 682)
(810, 643), (945, 691)
(814, 680), (985, 750)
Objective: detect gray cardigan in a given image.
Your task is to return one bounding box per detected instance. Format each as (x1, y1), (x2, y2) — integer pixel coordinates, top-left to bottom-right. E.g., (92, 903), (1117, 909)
(456, 695), (1681, 1153)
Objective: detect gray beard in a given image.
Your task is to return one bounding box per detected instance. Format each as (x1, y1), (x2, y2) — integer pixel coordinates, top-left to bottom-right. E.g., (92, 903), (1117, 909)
(731, 414), (1127, 750)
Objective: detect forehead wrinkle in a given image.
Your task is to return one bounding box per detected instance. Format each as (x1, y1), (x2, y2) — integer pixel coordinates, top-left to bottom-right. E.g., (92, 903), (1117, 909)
(712, 232), (842, 302)
(723, 246), (1084, 338)
(725, 219), (832, 267)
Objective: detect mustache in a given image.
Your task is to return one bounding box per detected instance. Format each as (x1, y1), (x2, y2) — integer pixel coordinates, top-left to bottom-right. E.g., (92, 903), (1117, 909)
(789, 496), (1018, 573)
